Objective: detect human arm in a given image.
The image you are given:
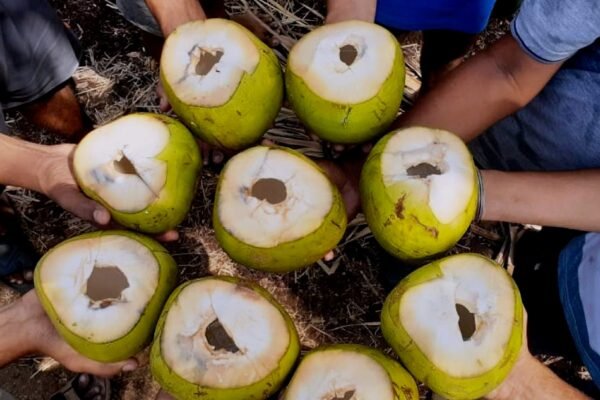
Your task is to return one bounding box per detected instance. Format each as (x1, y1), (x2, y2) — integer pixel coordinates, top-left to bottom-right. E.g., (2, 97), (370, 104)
(325, 0), (377, 24)
(0, 290), (137, 376)
(481, 169), (600, 232)
(145, 0), (207, 36)
(0, 134), (110, 226)
(395, 35), (563, 142)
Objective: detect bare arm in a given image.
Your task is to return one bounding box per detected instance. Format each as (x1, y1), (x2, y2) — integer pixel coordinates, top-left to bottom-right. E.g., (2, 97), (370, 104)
(481, 169), (600, 231)
(145, 0), (206, 36)
(326, 0), (376, 24)
(487, 352), (589, 400)
(396, 35), (563, 142)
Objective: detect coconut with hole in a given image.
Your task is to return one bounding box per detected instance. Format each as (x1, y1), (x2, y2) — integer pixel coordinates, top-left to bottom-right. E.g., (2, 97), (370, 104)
(282, 344), (418, 400)
(73, 113), (201, 234)
(151, 276), (299, 400)
(286, 20), (405, 144)
(381, 253), (524, 399)
(34, 231), (177, 362)
(213, 145), (347, 272)
(161, 18), (283, 150)
(360, 127), (478, 261)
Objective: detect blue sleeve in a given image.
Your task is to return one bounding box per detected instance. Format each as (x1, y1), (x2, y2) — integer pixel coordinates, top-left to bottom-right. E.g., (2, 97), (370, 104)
(511, 0), (600, 63)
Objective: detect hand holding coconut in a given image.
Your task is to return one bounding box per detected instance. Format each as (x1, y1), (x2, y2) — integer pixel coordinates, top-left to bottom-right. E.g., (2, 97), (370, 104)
(381, 254), (524, 399)
(361, 127), (480, 261)
(0, 289), (137, 377)
(72, 113), (201, 236)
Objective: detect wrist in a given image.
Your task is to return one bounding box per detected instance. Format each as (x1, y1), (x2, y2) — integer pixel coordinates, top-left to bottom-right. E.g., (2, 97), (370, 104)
(486, 353), (538, 400)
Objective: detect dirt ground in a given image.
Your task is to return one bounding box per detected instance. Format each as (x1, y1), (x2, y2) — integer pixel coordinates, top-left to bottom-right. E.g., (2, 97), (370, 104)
(0, 0), (594, 399)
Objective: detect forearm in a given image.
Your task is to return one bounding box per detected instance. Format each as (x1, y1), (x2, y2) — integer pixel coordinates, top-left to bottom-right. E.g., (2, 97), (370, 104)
(145, 0), (206, 36)
(482, 169), (600, 231)
(326, 0), (376, 23)
(396, 36), (562, 142)
(0, 299), (35, 366)
(488, 354), (589, 400)
(0, 134), (48, 193)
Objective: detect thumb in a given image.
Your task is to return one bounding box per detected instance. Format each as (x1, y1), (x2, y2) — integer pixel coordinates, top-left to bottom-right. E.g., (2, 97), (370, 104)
(51, 184), (111, 226)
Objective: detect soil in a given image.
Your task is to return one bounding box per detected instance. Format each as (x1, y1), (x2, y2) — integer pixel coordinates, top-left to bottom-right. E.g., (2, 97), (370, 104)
(0, 1), (595, 399)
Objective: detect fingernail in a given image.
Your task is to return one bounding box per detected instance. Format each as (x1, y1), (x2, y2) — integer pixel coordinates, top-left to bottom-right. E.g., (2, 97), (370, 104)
(93, 209), (106, 224)
(122, 361), (137, 372)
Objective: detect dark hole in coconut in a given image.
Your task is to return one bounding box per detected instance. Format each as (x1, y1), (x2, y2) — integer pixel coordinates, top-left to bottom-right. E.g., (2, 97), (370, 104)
(407, 163), (442, 178)
(339, 44), (358, 66)
(330, 390), (356, 400)
(196, 49), (224, 76)
(456, 303), (476, 341)
(86, 266), (129, 307)
(251, 178), (287, 205)
(113, 154), (138, 175)
(205, 318), (240, 353)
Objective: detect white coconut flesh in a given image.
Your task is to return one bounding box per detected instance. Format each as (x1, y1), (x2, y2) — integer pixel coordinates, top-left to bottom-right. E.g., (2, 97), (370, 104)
(285, 349), (394, 400)
(161, 19), (260, 107)
(39, 235), (159, 343)
(289, 20), (396, 104)
(218, 147), (333, 248)
(161, 279), (290, 387)
(74, 114), (169, 213)
(381, 127), (475, 224)
(399, 255), (516, 377)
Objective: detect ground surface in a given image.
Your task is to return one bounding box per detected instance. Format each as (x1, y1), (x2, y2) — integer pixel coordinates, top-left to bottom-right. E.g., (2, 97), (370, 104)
(0, 0), (593, 399)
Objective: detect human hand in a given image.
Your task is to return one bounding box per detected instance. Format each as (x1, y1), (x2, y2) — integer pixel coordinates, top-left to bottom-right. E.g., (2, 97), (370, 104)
(21, 290), (138, 377)
(485, 308), (532, 400)
(325, 0), (377, 24)
(36, 144), (179, 242)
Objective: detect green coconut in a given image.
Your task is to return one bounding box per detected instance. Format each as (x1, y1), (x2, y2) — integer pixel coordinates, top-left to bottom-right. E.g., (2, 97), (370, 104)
(73, 113), (201, 234)
(361, 127), (478, 261)
(286, 20), (405, 144)
(381, 253), (524, 399)
(34, 230), (177, 362)
(213, 145), (347, 272)
(161, 18), (283, 151)
(282, 344), (418, 400)
(151, 276), (300, 400)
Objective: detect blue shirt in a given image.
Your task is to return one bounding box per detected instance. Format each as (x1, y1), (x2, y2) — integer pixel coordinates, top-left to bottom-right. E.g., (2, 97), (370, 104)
(375, 0), (497, 34)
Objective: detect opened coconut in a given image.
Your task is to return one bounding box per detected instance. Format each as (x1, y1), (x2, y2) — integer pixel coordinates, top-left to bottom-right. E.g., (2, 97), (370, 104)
(282, 344), (418, 400)
(286, 20), (405, 144)
(381, 253), (524, 399)
(73, 113), (201, 234)
(151, 276), (299, 400)
(213, 146), (347, 272)
(34, 230), (177, 362)
(361, 127), (478, 261)
(161, 18), (283, 150)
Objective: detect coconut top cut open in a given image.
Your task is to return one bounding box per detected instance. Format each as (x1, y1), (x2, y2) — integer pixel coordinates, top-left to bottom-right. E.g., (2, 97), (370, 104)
(161, 19), (260, 107)
(38, 234), (160, 343)
(74, 114), (169, 213)
(288, 20), (397, 104)
(399, 254), (516, 378)
(380, 127), (476, 224)
(217, 146), (334, 248)
(160, 278), (291, 388)
(284, 347), (395, 400)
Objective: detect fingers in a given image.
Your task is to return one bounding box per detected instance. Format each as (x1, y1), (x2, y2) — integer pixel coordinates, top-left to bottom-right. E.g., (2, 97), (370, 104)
(323, 250), (335, 262)
(51, 184), (111, 227)
(154, 230), (179, 242)
(62, 356), (138, 378)
(155, 390), (175, 400)
(156, 81), (171, 112)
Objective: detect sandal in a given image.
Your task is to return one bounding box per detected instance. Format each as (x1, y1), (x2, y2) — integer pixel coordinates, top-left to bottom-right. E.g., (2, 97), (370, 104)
(50, 374), (111, 400)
